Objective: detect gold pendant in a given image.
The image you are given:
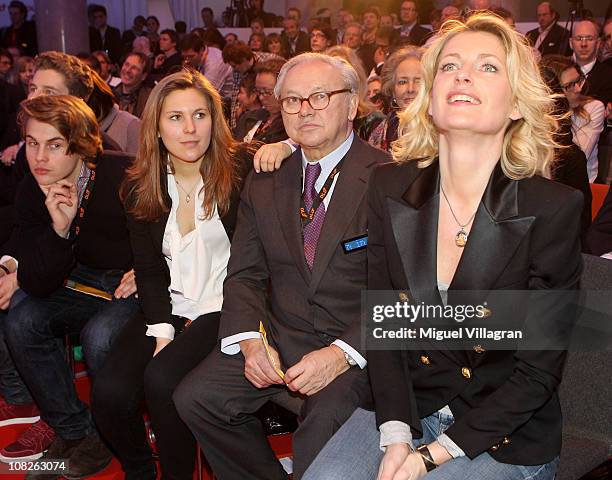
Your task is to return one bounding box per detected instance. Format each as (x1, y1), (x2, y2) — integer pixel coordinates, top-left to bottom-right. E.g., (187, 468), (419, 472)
(455, 229), (468, 247)
(186, 194), (191, 203)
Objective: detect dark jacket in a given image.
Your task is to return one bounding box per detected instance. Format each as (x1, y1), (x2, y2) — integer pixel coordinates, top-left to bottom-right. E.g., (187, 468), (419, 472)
(585, 187), (612, 256)
(280, 31), (310, 58)
(526, 23), (570, 56)
(220, 137), (390, 365)
(390, 24), (431, 48)
(583, 60), (612, 106)
(89, 25), (123, 64)
(13, 151), (134, 297)
(125, 150), (251, 333)
(0, 20), (37, 56)
(367, 160), (582, 465)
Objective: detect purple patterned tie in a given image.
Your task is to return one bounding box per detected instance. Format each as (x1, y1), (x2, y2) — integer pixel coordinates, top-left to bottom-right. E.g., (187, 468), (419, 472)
(303, 162), (325, 270)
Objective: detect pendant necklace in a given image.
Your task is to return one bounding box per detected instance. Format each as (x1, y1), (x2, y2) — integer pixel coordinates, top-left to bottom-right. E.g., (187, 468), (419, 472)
(440, 184), (477, 248)
(175, 178), (198, 203)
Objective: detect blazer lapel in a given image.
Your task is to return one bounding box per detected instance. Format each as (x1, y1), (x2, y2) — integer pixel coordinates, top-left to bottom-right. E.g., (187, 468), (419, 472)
(389, 162), (441, 307)
(308, 138), (374, 295)
(274, 150), (311, 284)
(450, 164), (535, 292)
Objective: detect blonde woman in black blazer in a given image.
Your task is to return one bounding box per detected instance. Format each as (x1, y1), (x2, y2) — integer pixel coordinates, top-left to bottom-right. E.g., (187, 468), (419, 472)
(303, 14), (582, 480)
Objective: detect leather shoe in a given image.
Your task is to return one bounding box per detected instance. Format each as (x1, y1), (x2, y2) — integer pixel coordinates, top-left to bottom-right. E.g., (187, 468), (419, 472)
(24, 436), (81, 480)
(63, 431), (112, 479)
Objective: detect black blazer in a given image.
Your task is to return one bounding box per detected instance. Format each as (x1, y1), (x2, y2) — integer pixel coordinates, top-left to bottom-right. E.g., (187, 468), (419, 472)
(280, 31), (310, 58)
(390, 24), (431, 48)
(585, 187), (612, 256)
(526, 23), (570, 56)
(125, 156), (248, 333)
(220, 136), (389, 366)
(583, 61), (612, 106)
(367, 160), (583, 465)
(89, 25), (123, 64)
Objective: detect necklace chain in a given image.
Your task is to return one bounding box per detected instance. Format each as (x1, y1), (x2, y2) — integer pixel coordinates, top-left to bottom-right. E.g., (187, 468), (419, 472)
(440, 184), (477, 248)
(175, 178), (199, 203)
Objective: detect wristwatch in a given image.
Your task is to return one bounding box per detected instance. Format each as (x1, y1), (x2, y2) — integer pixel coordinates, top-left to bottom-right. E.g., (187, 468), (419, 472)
(343, 350), (357, 367)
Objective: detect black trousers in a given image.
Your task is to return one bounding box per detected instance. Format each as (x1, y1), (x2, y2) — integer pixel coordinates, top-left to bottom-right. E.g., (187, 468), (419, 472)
(173, 347), (372, 480)
(91, 311), (220, 480)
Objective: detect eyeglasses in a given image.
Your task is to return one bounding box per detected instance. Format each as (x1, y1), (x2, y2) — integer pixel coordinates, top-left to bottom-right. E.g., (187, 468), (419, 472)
(255, 88), (274, 97)
(310, 32), (327, 39)
(280, 89), (351, 114)
(573, 35), (596, 43)
(560, 76), (584, 91)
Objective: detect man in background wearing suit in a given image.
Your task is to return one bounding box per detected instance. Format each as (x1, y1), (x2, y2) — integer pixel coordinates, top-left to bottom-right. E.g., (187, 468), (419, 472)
(391, 0), (431, 48)
(88, 5), (122, 65)
(570, 18), (612, 106)
(280, 18), (310, 58)
(526, 2), (570, 56)
(175, 53), (389, 480)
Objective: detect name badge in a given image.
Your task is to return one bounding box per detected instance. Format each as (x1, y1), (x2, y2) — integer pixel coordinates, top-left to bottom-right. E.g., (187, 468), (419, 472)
(342, 234), (368, 253)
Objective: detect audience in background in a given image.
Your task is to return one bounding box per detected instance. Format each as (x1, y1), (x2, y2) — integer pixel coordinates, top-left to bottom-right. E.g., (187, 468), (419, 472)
(113, 52), (152, 118)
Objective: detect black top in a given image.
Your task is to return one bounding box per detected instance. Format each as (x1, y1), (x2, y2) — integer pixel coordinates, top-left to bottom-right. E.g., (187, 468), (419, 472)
(13, 150), (134, 297)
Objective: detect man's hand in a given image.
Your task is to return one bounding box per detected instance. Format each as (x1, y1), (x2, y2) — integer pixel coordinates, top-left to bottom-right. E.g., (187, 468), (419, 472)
(1, 144), (19, 166)
(154, 53), (165, 69)
(44, 180), (78, 238)
(114, 269), (137, 298)
(253, 142), (293, 173)
(377, 444), (426, 480)
(0, 273), (18, 310)
(153, 337), (172, 357)
(284, 345), (348, 396)
(240, 337), (284, 388)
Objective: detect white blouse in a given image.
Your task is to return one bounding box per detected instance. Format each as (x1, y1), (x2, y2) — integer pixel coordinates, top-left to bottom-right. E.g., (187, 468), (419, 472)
(572, 99), (605, 183)
(145, 174), (231, 340)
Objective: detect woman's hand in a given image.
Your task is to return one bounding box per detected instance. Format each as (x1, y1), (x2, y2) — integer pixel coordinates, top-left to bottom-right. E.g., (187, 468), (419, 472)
(253, 142), (293, 173)
(114, 269), (137, 298)
(153, 337), (172, 357)
(0, 273), (18, 310)
(377, 444), (427, 480)
(44, 180), (78, 238)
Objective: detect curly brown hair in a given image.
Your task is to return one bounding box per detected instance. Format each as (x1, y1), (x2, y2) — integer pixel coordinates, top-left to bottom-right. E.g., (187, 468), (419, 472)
(34, 51), (94, 101)
(18, 95), (103, 164)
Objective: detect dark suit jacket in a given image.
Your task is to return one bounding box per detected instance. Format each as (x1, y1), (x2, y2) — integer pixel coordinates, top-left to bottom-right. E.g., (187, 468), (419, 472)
(583, 61), (612, 106)
(0, 20), (37, 56)
(220, 136), (389, 366)
(585, 187), (612, 256)
(390, 24), (431, 48)
(280, 31), (310, 58)
(367, 160), (583, 465)
(90, 25), (123, 64)
(526, 23), (570, 56)
(125, 155), (249, 333)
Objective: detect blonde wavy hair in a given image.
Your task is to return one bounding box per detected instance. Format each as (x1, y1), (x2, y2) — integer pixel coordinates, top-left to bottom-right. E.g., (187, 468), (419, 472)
(392, 13), (558, 179)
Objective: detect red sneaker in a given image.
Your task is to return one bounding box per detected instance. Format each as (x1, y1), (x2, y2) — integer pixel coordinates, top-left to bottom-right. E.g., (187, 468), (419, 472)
(0, 420), (55, 462)
(0, 396), (40, 427)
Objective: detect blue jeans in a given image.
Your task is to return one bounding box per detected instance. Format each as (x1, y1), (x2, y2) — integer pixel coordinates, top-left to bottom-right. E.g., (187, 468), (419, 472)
(0, 309), (33, 405)
(4, 264), (139, 439)
(302, 408), (559, 480)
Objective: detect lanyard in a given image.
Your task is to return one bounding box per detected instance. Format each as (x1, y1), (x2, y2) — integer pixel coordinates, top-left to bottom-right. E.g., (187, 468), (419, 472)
(69, 167), (97, 239)
(299, 157), (345, 228)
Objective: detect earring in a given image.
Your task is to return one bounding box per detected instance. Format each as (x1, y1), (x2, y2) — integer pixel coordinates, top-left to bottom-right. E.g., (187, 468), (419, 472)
(157, 132), (161, 138)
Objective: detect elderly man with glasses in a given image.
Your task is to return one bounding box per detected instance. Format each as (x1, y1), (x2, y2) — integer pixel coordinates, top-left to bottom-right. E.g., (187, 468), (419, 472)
(174, 53), (389, 480)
